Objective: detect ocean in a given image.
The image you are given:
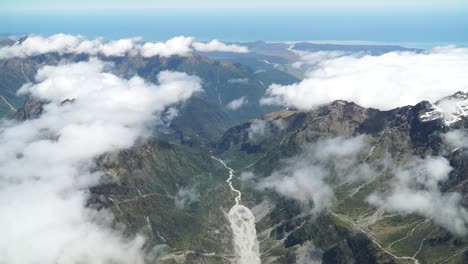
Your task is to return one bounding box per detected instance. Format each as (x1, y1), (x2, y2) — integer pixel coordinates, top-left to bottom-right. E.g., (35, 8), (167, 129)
(1, 10), (467, 48)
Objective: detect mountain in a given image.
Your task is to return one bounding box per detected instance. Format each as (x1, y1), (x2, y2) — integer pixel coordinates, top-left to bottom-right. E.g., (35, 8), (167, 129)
(0, 57), (38, 116)
(14, 90), (468, 264)
(4, 39), (468, 263)
(216, 93), (468, 264)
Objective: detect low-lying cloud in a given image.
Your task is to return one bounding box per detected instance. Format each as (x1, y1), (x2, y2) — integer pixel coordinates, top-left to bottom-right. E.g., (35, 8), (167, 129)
(174, 187), (200, 209)
(0, 34), (250, 59)
(261, 46), (468, 110)
(0, 59), (201, 263)
(257, 133), (468, 235)
(228, 78), (249, 84)
(247, 119), (285, 142)
(0, 34), (140, 58)
(443, 129), (468, 151)
(192, 40), (249, 53)
(257, 136), (372, 215)
(140, 36), (195, 57)
(368, 156), (468, 235)
(227, 96), (247, 110)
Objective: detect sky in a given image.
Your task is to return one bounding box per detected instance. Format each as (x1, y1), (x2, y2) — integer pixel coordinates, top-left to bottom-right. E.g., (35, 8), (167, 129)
(0, 0), (467, 45)
(1, 0), (468, 11)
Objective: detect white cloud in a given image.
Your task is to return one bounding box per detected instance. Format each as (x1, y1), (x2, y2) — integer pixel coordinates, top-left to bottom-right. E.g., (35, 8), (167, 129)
(193, 40), (249, 53)
(0, 34), (140, 58)
(0, 34), (249, 59)
(227, 96), (248, 110)
(140, 36), (195, 57)
(442, 130), (468, 150)
(240, 171), (255, 182)
(163, 107), (179, 123)
(258, 161), (335, 215)
(248, 120), (269, 141)
(257, 136), (372, 215)
(367, 156), (468, 235)
(0, 34), (83, 58)
(174, 187), (200, 209)
(291, 50), (350, 71)
(99, 38), (140, 57)
(228, 78), (249, 84)
(247, 119), (285, 142)
(261, 46), (468, 110)
(0, 59), (201, 263)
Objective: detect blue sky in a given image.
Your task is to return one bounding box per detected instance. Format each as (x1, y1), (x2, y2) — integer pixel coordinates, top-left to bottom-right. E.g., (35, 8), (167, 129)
(1, 0), (466, 45)
(1, 0), (467, 11)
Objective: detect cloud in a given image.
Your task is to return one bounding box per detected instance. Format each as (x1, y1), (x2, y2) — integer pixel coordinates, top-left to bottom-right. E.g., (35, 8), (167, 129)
(192, 40), (249, 53)
(240, 171), (255, 182)
(141, 38), (250, 56)
(257, 136), (372, 215)
(291, 50), (350, 71)
(163, 107), (179, 123)
(228, 78), (249, 84)
(174, 187), (200, 209)
(99, 38), (140, 57)
(248, 120), (269, 141)
(442, 130), (468, 150)
(0, 59), (201, 263)
(0, 34), (249, 59)
(140, 36), (195, 57)
(261, 46), (468, 110)
(227, 96), (248, 110)
(0, 34), (140, 58)
(247, 119), (285, 142)
(367, 156), (468, 235)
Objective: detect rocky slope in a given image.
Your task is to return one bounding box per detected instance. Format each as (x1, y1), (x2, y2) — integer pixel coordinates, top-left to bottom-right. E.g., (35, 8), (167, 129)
(216, 92), (468, 264)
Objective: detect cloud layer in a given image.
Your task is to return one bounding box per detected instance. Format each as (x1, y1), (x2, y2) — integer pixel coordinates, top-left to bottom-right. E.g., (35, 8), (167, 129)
(0, 59), (201, 263)
(0, 34), (249, 59)
(261, 46), (468, 110)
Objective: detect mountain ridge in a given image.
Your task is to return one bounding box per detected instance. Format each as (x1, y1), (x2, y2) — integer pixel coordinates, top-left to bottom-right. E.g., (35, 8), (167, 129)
(215, 92), (468, 264)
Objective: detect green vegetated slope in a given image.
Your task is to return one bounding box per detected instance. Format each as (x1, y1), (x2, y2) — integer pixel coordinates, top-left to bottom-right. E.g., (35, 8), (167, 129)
(0, 58), (38, 116)
(91, 140), (237, 263)
(217, 97), (468, 264)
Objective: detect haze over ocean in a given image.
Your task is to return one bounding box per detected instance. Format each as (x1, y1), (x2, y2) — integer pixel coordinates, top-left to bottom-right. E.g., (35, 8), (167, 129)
(1, 10), (467, 48)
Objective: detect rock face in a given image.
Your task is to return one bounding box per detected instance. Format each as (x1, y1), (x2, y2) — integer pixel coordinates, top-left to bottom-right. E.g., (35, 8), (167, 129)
(15, 97), (43, 120)
(217, 94), (468, 264)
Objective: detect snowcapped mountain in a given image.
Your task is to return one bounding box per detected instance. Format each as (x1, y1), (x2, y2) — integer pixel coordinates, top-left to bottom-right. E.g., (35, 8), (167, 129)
(420, 91), (468, 125)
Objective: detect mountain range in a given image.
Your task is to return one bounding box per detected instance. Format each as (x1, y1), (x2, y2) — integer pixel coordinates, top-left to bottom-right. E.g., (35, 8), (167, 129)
(1, 37), (467, 264)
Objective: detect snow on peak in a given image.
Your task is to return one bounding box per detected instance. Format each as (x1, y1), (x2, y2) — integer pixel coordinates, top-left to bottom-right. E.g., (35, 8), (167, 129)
(420, 92), (468, 125)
